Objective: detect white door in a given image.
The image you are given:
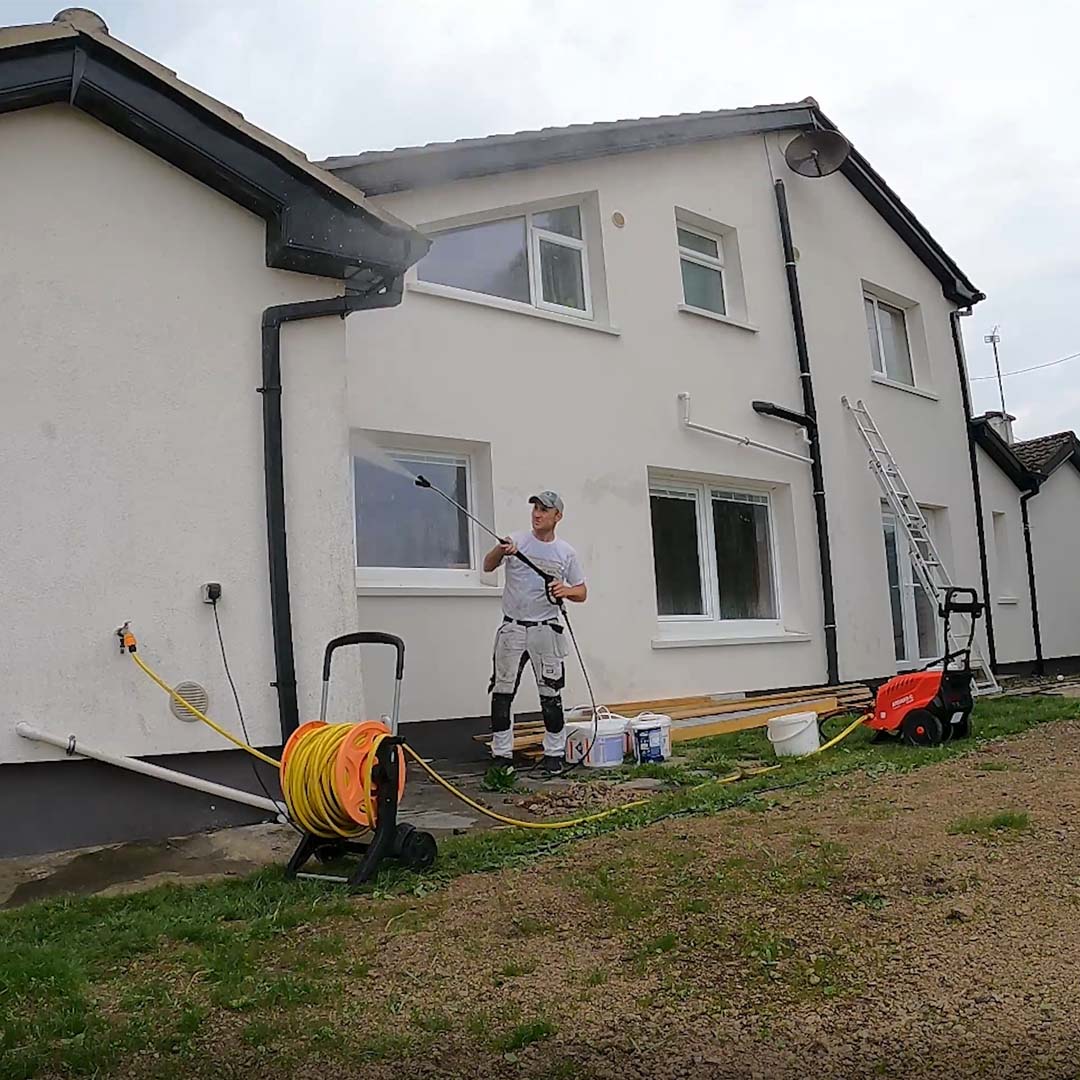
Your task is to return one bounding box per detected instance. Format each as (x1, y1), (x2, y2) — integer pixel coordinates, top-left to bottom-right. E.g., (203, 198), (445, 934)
(882, 508), (941, 668)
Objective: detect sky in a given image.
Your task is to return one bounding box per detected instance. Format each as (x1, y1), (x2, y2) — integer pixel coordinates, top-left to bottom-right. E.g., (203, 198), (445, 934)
(6, 0), (1079, 439)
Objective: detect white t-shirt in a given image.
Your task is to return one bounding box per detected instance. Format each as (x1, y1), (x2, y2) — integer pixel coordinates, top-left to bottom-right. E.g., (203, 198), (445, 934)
(502, 531), (586, 623)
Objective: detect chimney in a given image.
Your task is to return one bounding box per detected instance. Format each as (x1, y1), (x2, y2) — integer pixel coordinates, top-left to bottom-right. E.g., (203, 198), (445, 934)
(52, 8), (109, 34)
(984, 411), (1016, 445)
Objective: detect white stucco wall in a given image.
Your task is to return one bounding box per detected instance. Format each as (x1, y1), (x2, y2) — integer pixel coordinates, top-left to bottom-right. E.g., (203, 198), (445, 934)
(344, 131), (983, 722)
(975, 447), (1034, 665)
(1028, 465), (1080, 661)
(0, 105), (362, 764)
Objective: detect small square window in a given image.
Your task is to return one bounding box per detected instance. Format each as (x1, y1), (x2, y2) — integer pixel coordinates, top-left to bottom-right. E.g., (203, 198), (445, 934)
(865, 294), (914, 386)
(532, 206), (582, 239)
(677, 225), (726, 316)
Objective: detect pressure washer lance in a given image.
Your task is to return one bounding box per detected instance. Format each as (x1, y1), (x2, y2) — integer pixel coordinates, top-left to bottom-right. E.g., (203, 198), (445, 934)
(413, 474), (601, 767)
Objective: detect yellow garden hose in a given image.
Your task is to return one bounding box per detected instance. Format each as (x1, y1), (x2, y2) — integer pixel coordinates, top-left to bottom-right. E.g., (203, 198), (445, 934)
(813, 712), (870, 755)
(127, 647), (653, 832)
(126, 644), (868, 838)
(401, 744), (653, 829)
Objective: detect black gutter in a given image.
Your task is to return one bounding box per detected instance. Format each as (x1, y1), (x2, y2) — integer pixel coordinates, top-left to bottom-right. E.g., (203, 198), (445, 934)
(772, 179), (839, 686)
(261, 275), (403, 743)
(949, 311), (997, 671)
(1020, 486), (1045, 676)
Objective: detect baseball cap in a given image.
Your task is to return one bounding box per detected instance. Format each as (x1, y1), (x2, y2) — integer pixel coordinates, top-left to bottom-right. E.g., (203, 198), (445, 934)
(529, 491), (564, 513)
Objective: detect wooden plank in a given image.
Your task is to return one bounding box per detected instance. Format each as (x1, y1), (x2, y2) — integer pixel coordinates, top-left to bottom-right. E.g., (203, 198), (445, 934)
(471, 686), (871, 744)
(660, 693), (851, 721)
(601, 694), (741, 713)
(610, 687), (868, 721)
(605, 683), (866, 715)
(670, 697), (838, 742)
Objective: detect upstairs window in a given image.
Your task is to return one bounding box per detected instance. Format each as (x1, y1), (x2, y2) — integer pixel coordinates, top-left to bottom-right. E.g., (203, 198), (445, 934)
(417, 205), (591, 317)
(865, 294), (914, 386)
(677, 225), (726, 316)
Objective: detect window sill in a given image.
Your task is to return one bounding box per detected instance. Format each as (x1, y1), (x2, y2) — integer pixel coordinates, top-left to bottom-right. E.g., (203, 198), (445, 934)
(651, 630), (812, 650)
(357, 584), (503, 598)
(677, 304), (758, 332)
(997, 596), (1020, 606)
(407, 281), (621, 336)
(870, 373), (939, 401)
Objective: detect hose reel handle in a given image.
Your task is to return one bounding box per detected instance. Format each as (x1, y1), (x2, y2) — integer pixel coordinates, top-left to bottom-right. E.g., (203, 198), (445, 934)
(322, 632), (405, 681)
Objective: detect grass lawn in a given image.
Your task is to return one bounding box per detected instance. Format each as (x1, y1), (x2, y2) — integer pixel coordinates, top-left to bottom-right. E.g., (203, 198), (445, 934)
(1, 694), (1076, 1078)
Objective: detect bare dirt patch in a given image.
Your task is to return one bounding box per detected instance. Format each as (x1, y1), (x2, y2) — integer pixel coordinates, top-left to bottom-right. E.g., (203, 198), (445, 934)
(84, 717), (1079, 1079)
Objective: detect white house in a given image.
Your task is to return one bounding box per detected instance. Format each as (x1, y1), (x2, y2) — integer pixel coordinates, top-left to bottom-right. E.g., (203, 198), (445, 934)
(0, 10), (427, 856)
(972, 413), (1080, 672)
(6, 12), (1038, 861)
(323, 103), (993, 726)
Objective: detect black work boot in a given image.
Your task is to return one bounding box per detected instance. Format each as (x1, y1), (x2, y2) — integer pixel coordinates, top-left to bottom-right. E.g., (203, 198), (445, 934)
(541, 754), (565, 777)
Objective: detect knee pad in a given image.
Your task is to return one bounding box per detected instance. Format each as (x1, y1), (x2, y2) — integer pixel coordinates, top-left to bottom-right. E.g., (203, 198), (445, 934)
(540, 694), (564, 733)
(491, 693), (513, 732)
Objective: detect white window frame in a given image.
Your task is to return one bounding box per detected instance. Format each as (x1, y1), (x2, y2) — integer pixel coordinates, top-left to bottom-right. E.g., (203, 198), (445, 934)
(416, 203), (593, 320)
(677, 224), (726, 317)
(528, 210), (592, 319)
(865, 293), (915, 387)
(354, 447), (488, 591)
(649, 478), (781, 632)
(881, 505), (941, 668)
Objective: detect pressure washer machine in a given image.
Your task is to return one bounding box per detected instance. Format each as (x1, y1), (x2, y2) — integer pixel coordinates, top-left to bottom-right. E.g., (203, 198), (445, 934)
(865, 587), (984, 747)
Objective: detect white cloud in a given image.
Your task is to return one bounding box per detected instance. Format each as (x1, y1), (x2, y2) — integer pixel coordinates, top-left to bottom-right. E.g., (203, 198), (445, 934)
(7, 0), (1079, 438)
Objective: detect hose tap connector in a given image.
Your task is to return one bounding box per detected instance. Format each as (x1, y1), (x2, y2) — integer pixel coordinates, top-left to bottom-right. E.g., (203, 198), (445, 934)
(116, 622), (137, 653)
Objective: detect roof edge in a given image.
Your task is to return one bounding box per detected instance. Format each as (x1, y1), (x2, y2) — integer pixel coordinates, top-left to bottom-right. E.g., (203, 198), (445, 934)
(323, 102), (818, 196)
(970, 417), (1041, 491)
(323, 99), (981, 306)
(0, 15), (429, 279)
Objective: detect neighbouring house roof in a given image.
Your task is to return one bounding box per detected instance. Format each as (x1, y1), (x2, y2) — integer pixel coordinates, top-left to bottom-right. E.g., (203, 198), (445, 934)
(1013, 430), (1080, 478)
(0, 9), (429, 282)
(970, 417), (1080, 491)
(322, 99), (983, 307)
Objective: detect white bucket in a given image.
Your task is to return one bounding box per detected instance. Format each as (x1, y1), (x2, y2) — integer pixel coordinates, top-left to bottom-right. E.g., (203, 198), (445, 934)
(564, 717), (627, 768)
(766, 711), (820, 757)
(629, 714), (672, 763)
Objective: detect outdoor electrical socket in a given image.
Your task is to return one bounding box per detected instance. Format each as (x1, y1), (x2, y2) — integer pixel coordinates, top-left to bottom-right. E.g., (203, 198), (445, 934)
(201, 582), (222, 604)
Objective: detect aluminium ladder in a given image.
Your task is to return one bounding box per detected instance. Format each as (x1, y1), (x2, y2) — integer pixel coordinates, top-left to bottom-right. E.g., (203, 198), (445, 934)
(842, 396), (1000, 694)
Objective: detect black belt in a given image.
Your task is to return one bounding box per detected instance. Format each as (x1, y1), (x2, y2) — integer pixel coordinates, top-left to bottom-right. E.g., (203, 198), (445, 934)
(503, 616), (562, 629)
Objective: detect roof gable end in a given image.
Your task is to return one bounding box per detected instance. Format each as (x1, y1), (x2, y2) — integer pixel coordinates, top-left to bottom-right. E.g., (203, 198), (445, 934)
(0, 13), (429, 281)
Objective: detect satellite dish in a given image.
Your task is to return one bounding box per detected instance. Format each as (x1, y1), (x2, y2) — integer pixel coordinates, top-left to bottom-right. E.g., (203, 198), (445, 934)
(784, 130), (851, 178)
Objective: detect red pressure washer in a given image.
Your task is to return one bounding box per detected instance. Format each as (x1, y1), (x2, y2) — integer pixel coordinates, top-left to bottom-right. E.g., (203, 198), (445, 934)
(865, 587), (983, 747)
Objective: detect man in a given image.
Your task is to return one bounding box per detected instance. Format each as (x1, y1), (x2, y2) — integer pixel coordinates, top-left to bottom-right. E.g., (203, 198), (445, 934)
(483, 491), (587, 775)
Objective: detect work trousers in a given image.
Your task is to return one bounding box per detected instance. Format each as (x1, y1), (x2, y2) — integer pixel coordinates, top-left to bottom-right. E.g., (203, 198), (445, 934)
(489, 620), (568, 759)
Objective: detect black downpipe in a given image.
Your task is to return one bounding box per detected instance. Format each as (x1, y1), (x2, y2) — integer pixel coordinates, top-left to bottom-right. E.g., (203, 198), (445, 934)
(260, 279), (402, 743)
(773, 179), (839, 686)
(949, 310), (998, 671)
(1020, 487), (1044, 675)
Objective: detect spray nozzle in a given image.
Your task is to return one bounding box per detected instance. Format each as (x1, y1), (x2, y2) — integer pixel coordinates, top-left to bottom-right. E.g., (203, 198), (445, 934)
(414, 475), (431, 488)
